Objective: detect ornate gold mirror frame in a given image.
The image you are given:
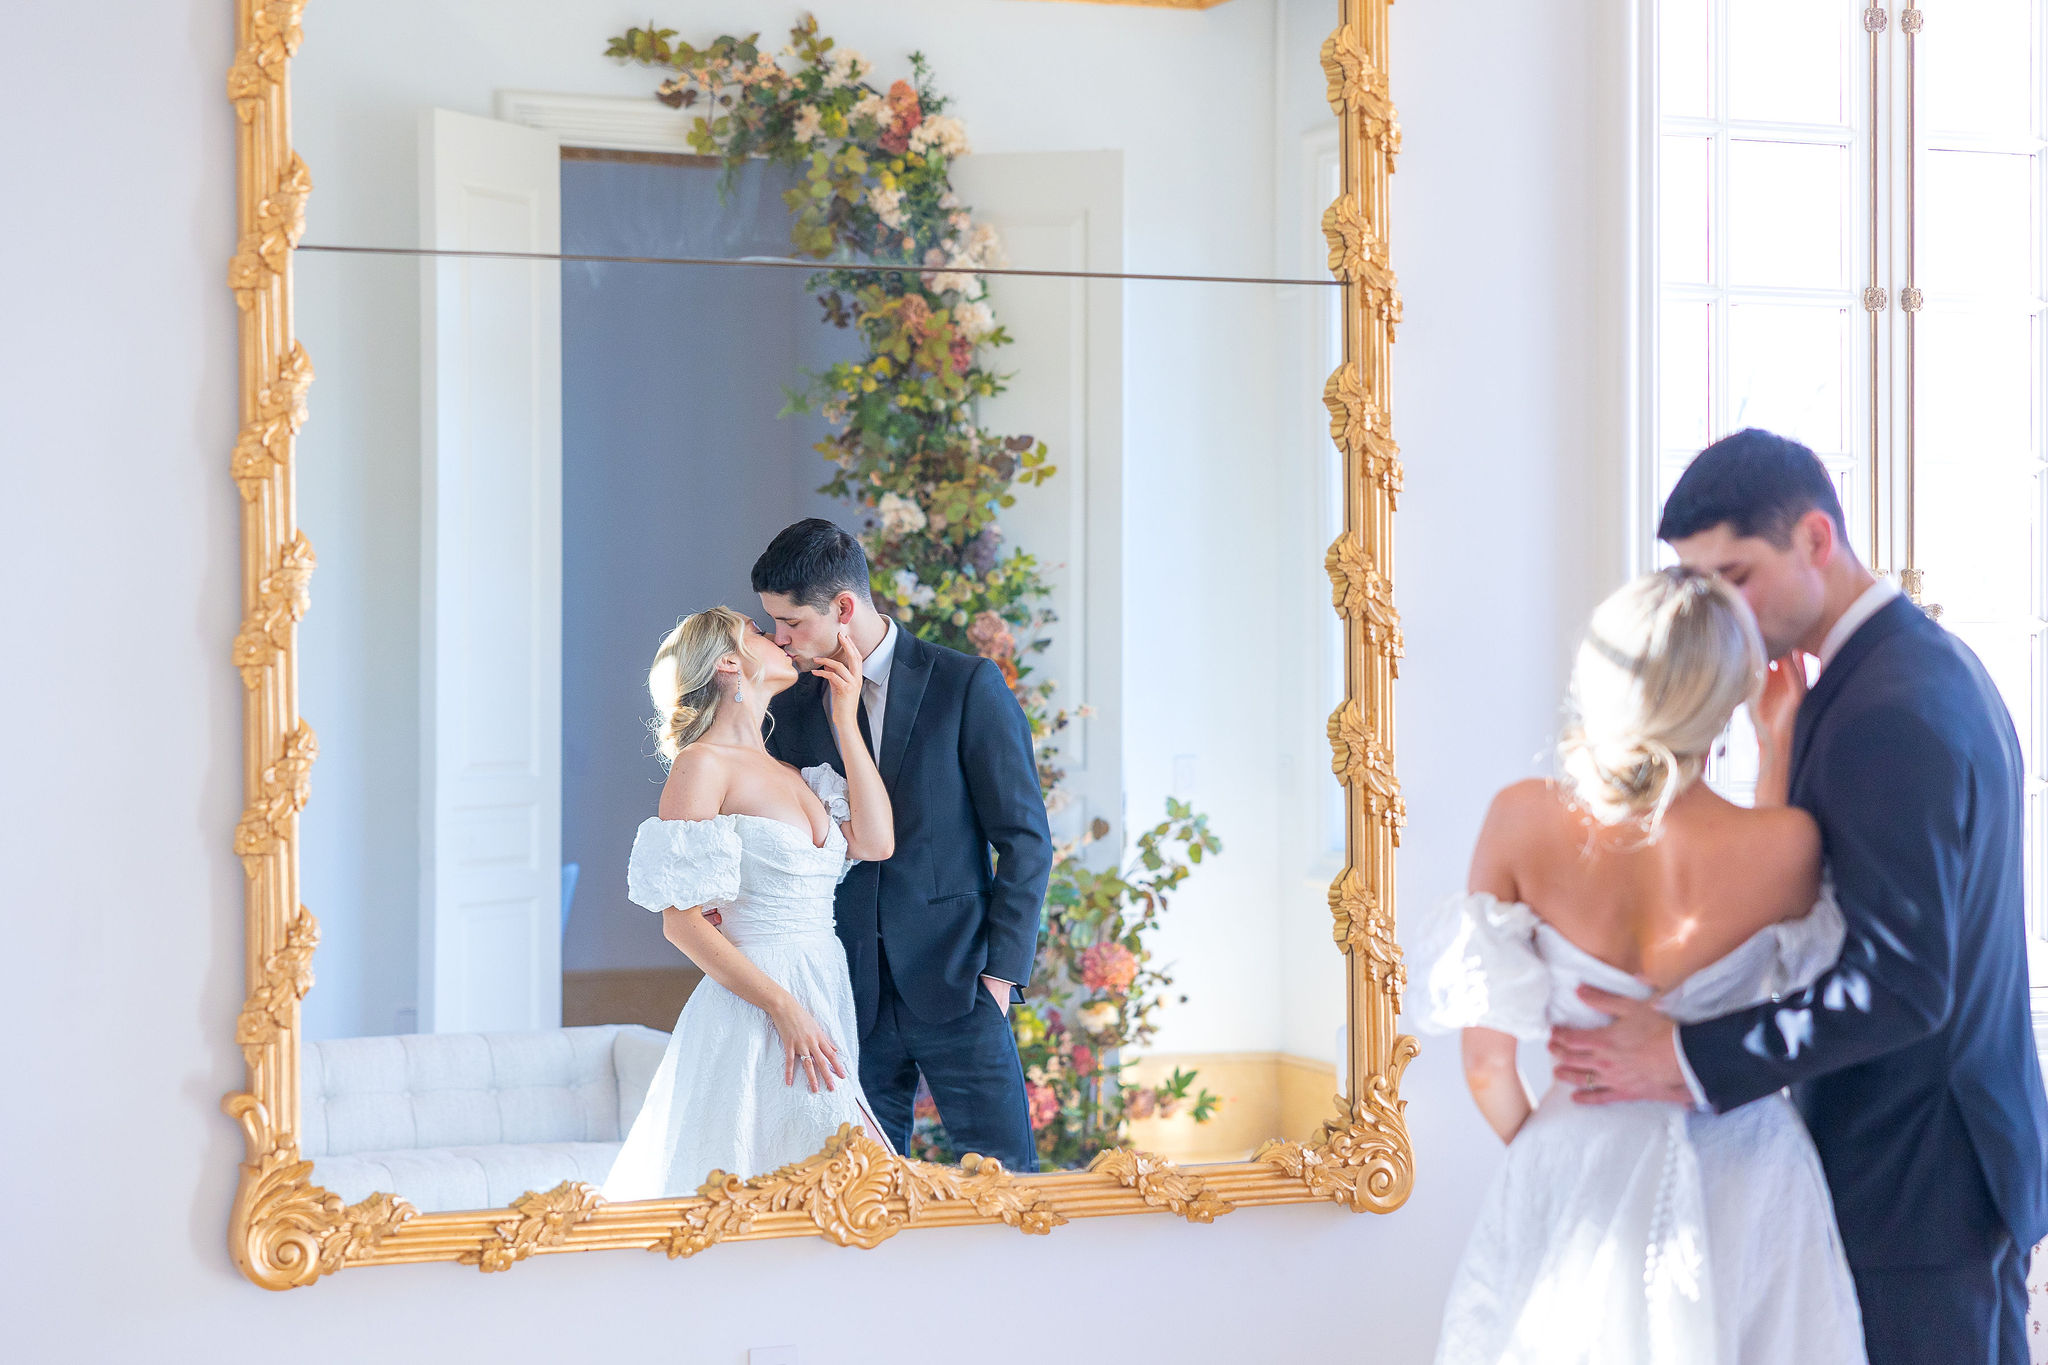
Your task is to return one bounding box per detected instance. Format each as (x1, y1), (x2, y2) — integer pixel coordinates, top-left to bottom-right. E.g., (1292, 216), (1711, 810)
(223, 0), (1410, 1288)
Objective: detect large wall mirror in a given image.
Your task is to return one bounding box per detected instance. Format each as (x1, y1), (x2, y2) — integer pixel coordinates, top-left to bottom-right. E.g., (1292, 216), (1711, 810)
(225, 0), (1407, 1287)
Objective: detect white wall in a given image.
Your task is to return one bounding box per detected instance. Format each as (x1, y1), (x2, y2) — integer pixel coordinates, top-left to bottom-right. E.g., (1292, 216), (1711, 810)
(0, 0), (1626, 1358)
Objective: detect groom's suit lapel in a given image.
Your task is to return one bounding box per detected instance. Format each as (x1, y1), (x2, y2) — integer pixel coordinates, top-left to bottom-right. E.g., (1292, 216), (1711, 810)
(1790, 593), (1921, 783)
(878, 627), (933, 790)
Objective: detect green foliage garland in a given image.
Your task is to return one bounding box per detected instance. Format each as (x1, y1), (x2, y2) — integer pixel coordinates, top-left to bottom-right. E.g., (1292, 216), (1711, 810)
(609, 15), (1220, 1168)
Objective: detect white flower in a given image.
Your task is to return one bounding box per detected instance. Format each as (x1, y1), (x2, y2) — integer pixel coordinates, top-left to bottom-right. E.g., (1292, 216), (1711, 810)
(792, 105), (823, 143)
(927, 271), (983, 299)
(939, 190), (962, 210)
(1077, 1002), (1120, 1036)
(866, 184), (906, 230)
(821, 49), (870, 90)
(850, 93), (890, 128)
(890, 567), (938, 608)
(954, 299), (995, 341)
(966, 222), (1006, 266)
(875, 491), (928, 537)
(908, 114), (970, 158)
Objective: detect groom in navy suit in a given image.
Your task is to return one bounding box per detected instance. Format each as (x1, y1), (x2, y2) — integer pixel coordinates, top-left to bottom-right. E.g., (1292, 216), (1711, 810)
(753, 519), (1050, 1173)
(1553, 430), (2048, 1363)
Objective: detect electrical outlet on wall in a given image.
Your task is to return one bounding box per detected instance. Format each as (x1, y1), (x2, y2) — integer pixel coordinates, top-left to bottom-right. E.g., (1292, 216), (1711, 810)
(748, 1348), (798, 1365)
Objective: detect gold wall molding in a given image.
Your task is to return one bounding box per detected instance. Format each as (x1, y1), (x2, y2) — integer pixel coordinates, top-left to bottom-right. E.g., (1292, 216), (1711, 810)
(224, 0), (1412, 1285)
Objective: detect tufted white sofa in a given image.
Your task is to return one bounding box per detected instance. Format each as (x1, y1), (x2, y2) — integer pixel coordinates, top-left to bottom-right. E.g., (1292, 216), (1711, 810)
(302, 1024), (669, 1213)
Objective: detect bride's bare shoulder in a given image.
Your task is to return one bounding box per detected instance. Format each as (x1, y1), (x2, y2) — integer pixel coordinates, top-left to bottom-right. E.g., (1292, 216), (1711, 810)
(1700, 802), (1823, 920)
(658, 746), (731, 821)
(1470, 778), (1576, 897)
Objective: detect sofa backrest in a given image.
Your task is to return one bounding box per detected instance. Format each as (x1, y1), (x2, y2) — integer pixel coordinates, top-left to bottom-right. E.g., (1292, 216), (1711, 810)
(301, 1025), (669, 1159)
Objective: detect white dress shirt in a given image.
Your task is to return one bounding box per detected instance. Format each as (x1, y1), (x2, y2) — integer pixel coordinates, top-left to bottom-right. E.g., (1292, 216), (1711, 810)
(1672, 575), (1904, 1107)
(853, 616), (897, 761)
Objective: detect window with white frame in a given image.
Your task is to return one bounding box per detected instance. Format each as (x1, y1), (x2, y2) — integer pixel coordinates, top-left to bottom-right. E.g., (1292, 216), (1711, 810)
(1650, 0), (2048, 980)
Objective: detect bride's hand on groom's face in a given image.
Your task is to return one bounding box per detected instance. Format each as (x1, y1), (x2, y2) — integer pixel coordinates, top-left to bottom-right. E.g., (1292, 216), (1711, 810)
(1751, 654), (1808, 755)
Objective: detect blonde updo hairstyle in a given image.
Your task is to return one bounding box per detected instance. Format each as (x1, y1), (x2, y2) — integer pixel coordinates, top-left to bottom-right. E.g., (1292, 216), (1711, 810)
(1558, 566), (1765, 833)
(648, 607), (770, 767)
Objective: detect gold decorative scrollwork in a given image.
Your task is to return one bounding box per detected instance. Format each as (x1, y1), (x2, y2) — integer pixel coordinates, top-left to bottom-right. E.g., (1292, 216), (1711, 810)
(1329, 867), (1405, 1016)
(1254, 1035), (1418, 1213)
(655, 1127), (1065, 1259)
(235, 903), (318, 1064)
(1863, 6), (1888, 35)
(1320, 23), (1400, 161)
(1329, 703), (1406, 840)
(1324, 364), (1404, 502)
(233, 530), (316, 688)
(228, 0), (306, 116)
(230, 156), (312, 308)
(1862, 285), (1888, 312)
(1322, 197), (1400, 326)
(234, 720), (317, 870)
(232, 343), (313, 499)
(462, 1183), (608, 1272)
(1088, 1148), (1235, 1223)
(1325, 533), (1403, 671)
(224, 1092), (417, 1290)
(1900, 286), (1924, 313)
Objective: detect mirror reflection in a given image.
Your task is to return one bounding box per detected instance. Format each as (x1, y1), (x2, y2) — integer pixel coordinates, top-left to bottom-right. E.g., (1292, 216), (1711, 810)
(292, 0), (1351, 1214)
(292, 0), (1340, 281)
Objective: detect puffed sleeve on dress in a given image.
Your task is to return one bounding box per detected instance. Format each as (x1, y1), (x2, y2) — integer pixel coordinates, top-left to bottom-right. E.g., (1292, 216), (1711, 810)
(626, 815), (744, 913)
(799, 764), (861, 883)
(1404, 892), (1553, 1040)
(1760, 876), (1848, 998)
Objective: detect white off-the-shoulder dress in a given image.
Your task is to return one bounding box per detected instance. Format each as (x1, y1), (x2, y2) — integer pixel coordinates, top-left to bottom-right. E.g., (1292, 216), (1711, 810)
(601, 765), (895, 1198)
(1409, 889), (1868, 1365)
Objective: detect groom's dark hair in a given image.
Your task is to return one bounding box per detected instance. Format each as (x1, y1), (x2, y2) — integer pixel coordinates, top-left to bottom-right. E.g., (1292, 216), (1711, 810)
(1657, 428), (1848, 549)
(752, 518), (874, 611)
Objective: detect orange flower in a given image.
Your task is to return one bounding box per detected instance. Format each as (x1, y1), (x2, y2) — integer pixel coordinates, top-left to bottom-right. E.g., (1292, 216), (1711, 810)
(1080, 942), (1139, 993)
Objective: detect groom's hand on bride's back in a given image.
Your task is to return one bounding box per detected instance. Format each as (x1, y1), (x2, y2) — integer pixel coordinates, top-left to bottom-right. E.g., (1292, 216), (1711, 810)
(1550, 987), (1695, 1106)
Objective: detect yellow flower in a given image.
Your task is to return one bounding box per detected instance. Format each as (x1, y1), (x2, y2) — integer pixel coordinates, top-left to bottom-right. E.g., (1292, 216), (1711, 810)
(861, 378), (878, 393)
(871, 357), (892, 376)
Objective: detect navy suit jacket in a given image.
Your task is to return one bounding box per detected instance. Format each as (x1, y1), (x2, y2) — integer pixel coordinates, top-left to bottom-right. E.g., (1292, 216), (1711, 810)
(1680, 594), (2048, 1267)
(766, 628), (1052, 1038)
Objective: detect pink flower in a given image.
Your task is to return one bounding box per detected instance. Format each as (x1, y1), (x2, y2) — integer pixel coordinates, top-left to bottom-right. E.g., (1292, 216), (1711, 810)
(949, 332), (975, 376)
(1079, 942), (1139, 994)
(1127, 1088), (1159, 1121)
(967, 610), (1016, 661)
(1070, 1044), (1096, 1075)
(1026, 1081), (1059, 1131)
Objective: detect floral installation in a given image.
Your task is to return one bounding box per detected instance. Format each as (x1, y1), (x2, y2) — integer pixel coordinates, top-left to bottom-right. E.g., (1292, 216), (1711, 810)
(609, 15), (1221, 1168)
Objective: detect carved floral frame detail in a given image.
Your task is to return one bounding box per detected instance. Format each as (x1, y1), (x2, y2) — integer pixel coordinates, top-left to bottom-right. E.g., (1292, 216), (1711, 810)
(223, 0), (1410, 1288)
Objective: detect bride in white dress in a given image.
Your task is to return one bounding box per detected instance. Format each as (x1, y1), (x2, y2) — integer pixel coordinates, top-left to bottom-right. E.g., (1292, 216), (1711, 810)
(603, 606), (896, 1198)
(1410, 568), (1866, 1364)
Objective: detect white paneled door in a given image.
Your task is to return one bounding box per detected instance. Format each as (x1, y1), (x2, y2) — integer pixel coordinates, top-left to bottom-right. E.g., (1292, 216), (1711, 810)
(949, 151), (1124, 847)
(418, 108), (563, 1034)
